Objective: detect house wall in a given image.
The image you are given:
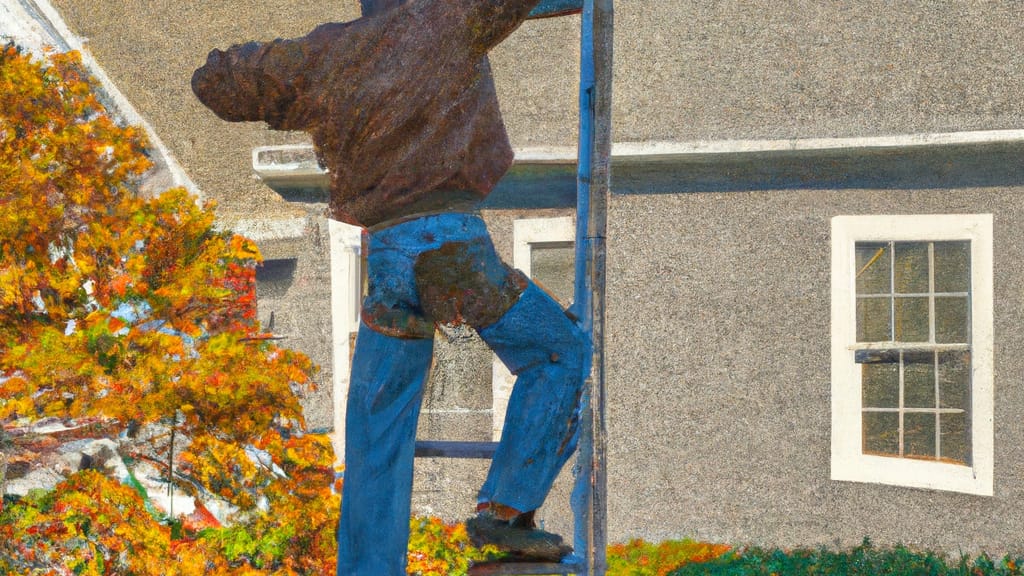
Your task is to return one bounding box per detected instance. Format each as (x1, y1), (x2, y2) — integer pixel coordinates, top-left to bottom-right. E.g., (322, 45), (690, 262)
(604, 146), (1024, 553)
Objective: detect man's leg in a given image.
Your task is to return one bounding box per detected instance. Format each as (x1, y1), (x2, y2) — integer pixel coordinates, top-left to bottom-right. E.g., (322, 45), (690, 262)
(337, 322), (434, 576)
(414, 234), (587, 560)
(338, 219), (438, 576)
(474, 282), (586, 513)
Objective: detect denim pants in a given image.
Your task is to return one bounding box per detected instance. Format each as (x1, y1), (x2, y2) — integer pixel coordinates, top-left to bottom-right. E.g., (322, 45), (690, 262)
(336, 212), (587, 575)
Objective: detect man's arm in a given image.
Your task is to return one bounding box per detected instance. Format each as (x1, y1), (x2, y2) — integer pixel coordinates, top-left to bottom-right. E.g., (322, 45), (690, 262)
(191, 26), (346, 131)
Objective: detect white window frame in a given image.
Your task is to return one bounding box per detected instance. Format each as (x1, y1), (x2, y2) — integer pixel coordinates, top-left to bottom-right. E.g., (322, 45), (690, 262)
(830, 214), (994, 496)
(491, 216), (575, 440)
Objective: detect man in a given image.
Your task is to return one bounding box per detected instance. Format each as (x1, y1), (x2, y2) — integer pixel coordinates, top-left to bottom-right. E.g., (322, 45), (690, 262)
(192, 1), (587, 573)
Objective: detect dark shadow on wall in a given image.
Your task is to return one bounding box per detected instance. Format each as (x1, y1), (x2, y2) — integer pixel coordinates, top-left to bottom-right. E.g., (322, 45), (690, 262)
(611, 141), (1024, 195)
(255, 140), (1024, 208)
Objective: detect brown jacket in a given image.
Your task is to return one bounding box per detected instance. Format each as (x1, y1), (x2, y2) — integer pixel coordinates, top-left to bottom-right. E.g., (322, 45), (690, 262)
(192, 0), (540, 227)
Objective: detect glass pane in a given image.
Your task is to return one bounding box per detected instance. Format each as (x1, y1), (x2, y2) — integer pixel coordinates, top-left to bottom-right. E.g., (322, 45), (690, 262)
(530, 242), (574, 307)
(863, 412), (899, 456)
(856, 295), (888, 340)
(903, 352), (936, 408)
(904, 412), (937, 459)
(939, 413), (970, 465)
(933, 241), (970, 293)
(935, 297), (969, 344)
(894, 297), (929, 342)
(894, 242), (930, 294)
(862, 363), (899, 408)
(938, 351), (971, 410)
(856, 243), (891, 295)
(857, 297), (891, 342)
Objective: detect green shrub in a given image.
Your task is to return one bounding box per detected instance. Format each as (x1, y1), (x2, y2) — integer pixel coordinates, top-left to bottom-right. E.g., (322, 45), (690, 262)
(668, 538), (1024, 576)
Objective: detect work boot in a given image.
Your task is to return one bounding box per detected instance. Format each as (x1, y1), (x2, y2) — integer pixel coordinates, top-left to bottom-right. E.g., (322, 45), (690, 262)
(466, 510), (573, 562)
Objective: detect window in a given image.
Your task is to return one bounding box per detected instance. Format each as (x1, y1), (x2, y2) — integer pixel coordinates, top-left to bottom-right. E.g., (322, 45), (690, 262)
(831, 215), (993, 495)
(491, 217), (575, 440)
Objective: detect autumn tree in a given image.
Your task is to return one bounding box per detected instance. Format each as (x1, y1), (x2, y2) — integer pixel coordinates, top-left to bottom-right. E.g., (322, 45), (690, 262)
(0, 44), (338, 574)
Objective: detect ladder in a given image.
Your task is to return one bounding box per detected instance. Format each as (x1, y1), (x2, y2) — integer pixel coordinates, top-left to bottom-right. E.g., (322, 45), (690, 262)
(408, 1), (614, 575)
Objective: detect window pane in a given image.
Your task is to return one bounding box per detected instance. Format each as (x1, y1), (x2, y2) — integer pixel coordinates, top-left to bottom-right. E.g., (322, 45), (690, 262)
(933, 241), (970, 293)
(530, 242), (574, 307)
(935, 297), (969, 344)
(904, 412), (937, 459)
(894, 297), (929, 342)
(862, 363), (899, 408)
(894, 242), (929, 294)
(857, 297), (891, 342)
(863, 412), (899, 456)
(903, 352), (936, 408)
(856, 243), (891, 295)
(938, 351), (970, 410)
(939, 413), (970, 465)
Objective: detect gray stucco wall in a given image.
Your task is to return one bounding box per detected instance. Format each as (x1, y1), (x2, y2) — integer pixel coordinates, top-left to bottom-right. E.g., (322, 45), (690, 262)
(605, 2), (1024, 143)
(605, 147), (1024, 554)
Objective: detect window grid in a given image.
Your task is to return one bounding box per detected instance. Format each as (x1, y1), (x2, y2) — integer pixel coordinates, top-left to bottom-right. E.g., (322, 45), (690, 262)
(855, 240), (972, 466)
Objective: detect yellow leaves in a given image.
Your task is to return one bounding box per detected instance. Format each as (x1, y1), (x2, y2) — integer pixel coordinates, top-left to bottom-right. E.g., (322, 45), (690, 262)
(230, 234), (262, 261)
(0, 470), (173, 576)
(0, 43), (333, 576)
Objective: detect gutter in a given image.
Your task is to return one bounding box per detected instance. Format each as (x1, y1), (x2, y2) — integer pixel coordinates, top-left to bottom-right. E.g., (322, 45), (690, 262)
(255, 128), (1024, 173)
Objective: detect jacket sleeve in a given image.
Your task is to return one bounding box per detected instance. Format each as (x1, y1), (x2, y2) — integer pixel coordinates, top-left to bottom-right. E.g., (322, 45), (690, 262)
(191, 32), (330, 131)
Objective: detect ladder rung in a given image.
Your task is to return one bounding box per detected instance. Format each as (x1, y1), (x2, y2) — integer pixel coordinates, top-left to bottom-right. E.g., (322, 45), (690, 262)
(468, 559), (584, 575)
(413, 440), (498, 459)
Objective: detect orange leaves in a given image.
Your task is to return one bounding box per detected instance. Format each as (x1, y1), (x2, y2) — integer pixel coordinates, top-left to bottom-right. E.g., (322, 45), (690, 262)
(0, 45), (314, 437)
(0, 45), (331, 575)
(0, 470), (172, 576)
(109, 273), (132, 298)
(605, 538), (732, 576)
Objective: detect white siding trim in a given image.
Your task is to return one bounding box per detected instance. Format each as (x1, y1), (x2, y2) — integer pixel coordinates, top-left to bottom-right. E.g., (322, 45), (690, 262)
(516, 129), (1024, 163)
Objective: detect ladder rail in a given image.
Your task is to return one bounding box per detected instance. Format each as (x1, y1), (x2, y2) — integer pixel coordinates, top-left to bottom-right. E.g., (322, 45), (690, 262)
(571, 0), (613, 575)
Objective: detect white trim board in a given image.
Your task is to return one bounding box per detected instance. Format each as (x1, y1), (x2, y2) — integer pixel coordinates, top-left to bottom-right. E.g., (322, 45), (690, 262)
(516, 129), (1024, 164)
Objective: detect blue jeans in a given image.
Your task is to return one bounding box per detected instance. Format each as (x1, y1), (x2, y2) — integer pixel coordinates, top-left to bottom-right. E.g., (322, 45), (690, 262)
(336, 212), (587, 575)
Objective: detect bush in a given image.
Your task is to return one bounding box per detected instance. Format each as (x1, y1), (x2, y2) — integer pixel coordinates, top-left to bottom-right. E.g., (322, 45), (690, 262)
(668, 538), (1024, 576)
(406, 516), (504, 575)
(608, 538), (731, 576)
